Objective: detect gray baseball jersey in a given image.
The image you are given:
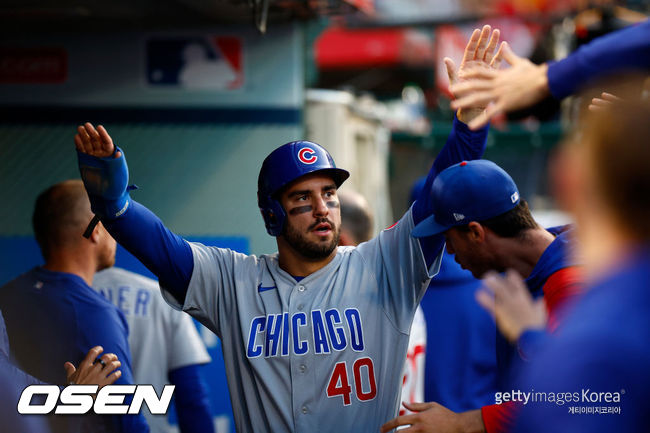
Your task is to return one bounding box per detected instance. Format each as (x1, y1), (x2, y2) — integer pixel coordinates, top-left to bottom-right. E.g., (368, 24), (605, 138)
(93, 267), (211, 433)
(161, 209), (441, 432)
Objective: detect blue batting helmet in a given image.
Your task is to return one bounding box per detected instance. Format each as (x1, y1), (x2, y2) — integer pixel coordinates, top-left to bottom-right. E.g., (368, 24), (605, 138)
(257, 140), (349, 236)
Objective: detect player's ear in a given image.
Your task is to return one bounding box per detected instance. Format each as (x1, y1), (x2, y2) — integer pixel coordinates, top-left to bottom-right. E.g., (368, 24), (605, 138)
(466, 222), (485, 243)
(87, 221), (103, 243)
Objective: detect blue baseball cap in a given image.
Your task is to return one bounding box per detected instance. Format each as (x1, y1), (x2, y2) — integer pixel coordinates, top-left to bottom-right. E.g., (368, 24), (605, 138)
(411, 160), (520, 237)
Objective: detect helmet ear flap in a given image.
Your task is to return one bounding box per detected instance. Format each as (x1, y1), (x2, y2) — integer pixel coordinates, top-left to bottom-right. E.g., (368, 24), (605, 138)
(260, 196), (287, 237)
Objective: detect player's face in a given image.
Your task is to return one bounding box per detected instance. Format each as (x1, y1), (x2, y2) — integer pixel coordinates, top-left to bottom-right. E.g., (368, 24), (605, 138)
(444, 227), (494, 278)
(280, 173), (341, 260)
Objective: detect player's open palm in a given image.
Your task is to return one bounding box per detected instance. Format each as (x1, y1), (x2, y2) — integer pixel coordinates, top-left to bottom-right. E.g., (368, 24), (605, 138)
(74, 122), (120, 158)
(446, 24), (505, 125)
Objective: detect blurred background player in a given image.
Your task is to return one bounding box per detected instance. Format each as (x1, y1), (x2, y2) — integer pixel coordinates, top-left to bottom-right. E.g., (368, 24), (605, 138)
(408, 178), (497, 413)
(338, 189), (427, 414)
(381, 159), (582, 433)
(0, 180), (149, 433)
(499, 86), (650, 433)
(93, 267), (214, 433)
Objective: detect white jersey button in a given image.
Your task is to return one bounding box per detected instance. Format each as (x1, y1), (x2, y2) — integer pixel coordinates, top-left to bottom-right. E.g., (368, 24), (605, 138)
(297, 285), (305, 292)
(299, 364), (307, 373)
(301, 406), (308, 414)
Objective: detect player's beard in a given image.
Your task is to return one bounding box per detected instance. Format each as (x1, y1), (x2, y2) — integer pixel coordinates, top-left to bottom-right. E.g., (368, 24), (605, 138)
(283, 217), (340, 260)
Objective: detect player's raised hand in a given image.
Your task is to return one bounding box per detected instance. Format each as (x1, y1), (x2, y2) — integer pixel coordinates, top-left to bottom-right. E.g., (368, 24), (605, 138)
(74, 122), (121, 158)
(477, 270), (547, 343)
(64, 346), (122, 388)
(446, 24), (506, 125)
(449, 42), (550, 130)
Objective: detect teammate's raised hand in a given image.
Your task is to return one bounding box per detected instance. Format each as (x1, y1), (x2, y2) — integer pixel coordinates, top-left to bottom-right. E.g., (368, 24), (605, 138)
(74, 122), (121, 158)
(446, 24), (506, 125)
(449, 42), (550, 130)
(64, 345), (122, 388)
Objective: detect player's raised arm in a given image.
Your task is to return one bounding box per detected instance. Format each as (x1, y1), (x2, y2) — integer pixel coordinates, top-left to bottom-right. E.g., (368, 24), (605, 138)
(450, 18), (650, 129)
(75, 123), (193, 304)
(412, 25), (501, 264)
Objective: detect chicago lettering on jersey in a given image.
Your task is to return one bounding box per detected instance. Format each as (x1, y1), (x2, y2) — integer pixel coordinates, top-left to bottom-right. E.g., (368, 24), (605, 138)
(246, 308), (365, 358)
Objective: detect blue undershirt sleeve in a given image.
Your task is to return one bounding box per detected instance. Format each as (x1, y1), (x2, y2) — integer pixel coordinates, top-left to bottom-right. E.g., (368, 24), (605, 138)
(413, 114), (489, 267)
(517, 328), (548, 361)
(547, 18), (650, 100)
(168, 365), (214, 433)
(104, 201), (193, 304)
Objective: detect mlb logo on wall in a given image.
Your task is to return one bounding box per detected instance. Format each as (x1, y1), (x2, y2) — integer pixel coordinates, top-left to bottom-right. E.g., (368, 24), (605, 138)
(147, 36), (243, 90)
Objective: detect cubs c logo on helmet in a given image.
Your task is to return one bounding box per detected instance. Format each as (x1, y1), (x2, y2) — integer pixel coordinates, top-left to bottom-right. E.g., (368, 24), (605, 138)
(298, 147), (318, 165)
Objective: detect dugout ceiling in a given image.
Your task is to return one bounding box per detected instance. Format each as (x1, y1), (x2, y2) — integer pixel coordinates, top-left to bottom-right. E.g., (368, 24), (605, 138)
(0, 0), (373, 33)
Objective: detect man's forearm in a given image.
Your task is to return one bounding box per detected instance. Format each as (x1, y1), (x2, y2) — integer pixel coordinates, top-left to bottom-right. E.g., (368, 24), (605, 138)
(547, 18), (650, 99)
(460, 409), (486, 433)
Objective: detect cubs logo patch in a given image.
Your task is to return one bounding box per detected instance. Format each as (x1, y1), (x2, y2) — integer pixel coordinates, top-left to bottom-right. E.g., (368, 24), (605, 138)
(298, 147), (318, 165)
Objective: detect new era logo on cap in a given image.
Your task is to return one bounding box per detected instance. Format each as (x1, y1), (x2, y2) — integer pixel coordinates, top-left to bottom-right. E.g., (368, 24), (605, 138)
(411, 160), (521, 238)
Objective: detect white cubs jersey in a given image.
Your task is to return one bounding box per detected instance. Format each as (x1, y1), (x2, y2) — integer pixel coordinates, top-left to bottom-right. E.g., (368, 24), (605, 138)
(399, 306), (427, 415)
(161, 210), (441, 433)
(93, 267), (211, 433)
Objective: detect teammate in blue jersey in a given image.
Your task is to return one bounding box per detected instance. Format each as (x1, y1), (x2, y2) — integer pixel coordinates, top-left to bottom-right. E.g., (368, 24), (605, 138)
(381, 160), (583, 433)
(72, 26), (502, 433)
(1, 310), (122, 433)
(513, 87), (650, 432)
(0, 180), (149, 433)
(449, 18), (650, 129)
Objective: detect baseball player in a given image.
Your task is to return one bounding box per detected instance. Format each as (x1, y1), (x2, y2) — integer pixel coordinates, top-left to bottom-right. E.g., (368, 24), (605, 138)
(380, 160), (583, 433)
(408, 177), (497, 412)
(73, 26), (501, 433)
(93, 267), (213, 433)
(0, 180), (149, 433)
(511, 88), (650, 432)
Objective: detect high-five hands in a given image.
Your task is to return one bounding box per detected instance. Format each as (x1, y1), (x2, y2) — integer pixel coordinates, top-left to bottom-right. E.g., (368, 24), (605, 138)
(446, 24), (506, 126)
(449, 44), (550, 130)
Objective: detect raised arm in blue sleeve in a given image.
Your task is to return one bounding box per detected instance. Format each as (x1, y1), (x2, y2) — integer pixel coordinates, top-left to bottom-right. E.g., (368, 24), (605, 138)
(168, 364), (214, 433)
(547, 18), (650, 100)
(104, 201), (193, 304)
(413, 114), (489, 267)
